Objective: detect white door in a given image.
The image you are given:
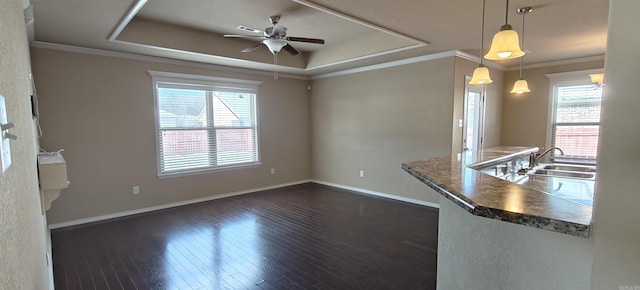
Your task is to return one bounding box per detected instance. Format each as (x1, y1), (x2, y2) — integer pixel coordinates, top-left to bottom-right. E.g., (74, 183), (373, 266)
(462, 80), (485, 152)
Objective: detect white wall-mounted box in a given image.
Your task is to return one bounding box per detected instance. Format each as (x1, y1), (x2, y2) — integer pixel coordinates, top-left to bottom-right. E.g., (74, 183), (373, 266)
(38, 152), (69, 211)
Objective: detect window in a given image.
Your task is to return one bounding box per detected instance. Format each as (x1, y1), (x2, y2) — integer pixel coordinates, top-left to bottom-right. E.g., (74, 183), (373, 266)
(149, 71), (262, 176)
(548, 71), (603, 164)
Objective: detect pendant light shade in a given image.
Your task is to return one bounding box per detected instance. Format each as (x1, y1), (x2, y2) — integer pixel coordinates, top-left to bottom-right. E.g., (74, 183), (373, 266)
(469, 0), (492, 85)
(485, 0), (525, 60)
(510, 79), (530, 94)
(590, 73), (605, 86)
(484, 25), (525, 60)
(470, 65), (493, 84)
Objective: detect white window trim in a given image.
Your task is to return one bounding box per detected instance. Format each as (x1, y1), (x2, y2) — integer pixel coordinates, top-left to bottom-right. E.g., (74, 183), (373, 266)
(148, 71), (263, 178)
(545, 68), (604, 163)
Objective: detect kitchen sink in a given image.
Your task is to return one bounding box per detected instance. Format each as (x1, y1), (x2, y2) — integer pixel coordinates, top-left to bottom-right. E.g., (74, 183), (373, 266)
(542, 165), (596, 173)
(529, 169), (596, 179)
(524, 163), (596, 180)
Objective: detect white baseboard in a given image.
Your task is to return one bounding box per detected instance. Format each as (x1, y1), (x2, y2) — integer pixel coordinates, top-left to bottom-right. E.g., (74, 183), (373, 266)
(48, 179), (312, 229)
(48, 179), (438, 229)
(311, 180), (440, 209)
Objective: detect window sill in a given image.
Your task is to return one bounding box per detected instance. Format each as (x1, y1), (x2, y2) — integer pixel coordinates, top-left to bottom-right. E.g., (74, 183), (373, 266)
(158, 162), (262, 179)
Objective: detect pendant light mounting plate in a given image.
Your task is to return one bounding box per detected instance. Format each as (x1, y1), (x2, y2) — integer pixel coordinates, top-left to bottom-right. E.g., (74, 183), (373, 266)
(517, 7), (533, 15)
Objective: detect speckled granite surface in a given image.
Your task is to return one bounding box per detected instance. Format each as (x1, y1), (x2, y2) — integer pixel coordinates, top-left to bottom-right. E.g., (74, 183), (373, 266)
(402, 146), (593, 238)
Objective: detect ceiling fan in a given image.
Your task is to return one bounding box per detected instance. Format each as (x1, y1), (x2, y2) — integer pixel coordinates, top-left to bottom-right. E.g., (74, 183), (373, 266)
(224, 15), (325, 55)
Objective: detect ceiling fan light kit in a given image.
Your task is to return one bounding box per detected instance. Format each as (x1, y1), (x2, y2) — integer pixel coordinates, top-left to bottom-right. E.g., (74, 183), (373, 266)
(263, 39), (288, 54)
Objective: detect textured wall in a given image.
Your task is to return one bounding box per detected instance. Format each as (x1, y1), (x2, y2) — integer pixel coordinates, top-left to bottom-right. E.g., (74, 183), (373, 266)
(310, 57), (455, 205)
(0, 0), (51, 289)
(437, 197), (593, 290)
(591, 0), (640, 287)
(32, 47), (311, 224)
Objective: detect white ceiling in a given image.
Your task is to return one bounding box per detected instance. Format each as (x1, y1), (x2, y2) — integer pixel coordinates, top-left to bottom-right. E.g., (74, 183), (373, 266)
(29, 0), (609, 76)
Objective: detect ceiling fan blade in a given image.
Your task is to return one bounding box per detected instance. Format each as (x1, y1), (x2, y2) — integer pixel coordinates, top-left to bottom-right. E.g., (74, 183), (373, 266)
(241, 42), (264, 53)
(286, 37), (325, 44)
(224, 34), (265, 39)
(282, 43), (300, 55)
(236, 25), (263, 34)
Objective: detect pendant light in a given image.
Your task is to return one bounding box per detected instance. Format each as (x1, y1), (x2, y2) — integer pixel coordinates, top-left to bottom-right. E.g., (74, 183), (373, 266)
(485, 0), (525, 60)
(469, 0), (493, 85)
(590, 73), (605, 87)
(511, 7), (532, 94)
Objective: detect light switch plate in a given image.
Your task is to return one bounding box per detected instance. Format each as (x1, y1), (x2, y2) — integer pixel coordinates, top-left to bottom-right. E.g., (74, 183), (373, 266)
(0, 95), (12, 173)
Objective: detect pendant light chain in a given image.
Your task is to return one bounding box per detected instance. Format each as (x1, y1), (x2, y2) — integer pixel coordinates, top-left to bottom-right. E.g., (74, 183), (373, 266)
(480, 0), (486, 65)
(505, 0), (510, 25)
(519, 9), (525, 79)
(273, 53), (279, 80)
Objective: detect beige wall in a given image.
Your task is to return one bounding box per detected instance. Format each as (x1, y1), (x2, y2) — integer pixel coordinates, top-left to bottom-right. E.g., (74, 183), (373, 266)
(451, 57), (503, 156)
(591, 0), (640, 287)
(501, 60), (604, 149)
(0, 1), (51, 289)
(32, 48), (311, 224)
(310, 57), (456, 204)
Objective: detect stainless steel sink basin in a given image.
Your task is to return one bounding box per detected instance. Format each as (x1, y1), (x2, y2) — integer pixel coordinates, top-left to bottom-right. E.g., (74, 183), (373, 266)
(530, 169), (595, 179)
(542, 165), (596, 173)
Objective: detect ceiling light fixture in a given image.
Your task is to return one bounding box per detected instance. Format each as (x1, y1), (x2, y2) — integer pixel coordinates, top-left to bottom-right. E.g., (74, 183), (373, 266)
(469, 0), (493, 85)
(263, 39), (288, 54)
(485, 0), (525, 60)
(263, 39), (288, 79)
(590, 73), (605, 87)
(511, 7), (532, 94)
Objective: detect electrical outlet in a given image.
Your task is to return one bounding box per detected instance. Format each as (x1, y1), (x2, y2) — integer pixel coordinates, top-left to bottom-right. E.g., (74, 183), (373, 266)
(359, 170), (364, 178)
(132, 186), (140, 195)
(270, 168), (275, 174)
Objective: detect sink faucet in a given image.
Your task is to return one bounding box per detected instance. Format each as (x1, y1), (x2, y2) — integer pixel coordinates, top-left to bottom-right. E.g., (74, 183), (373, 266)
(529, 147), (564, 168)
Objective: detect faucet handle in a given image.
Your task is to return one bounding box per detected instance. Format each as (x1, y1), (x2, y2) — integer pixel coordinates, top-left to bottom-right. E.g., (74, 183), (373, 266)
(528, 152), (538, 169)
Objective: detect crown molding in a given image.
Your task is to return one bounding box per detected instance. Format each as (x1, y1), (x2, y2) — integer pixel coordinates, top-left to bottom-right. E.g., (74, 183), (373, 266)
(312, 50), (508, 80)
(292, 0), (428, 45)
(30, 41), (311, 80)
(306, 43), (427, 71)
(312, 50), (460, 79)
(545, 68), (605, 81)
(453, 50), (505, 71)
(505, 55), (606, 71)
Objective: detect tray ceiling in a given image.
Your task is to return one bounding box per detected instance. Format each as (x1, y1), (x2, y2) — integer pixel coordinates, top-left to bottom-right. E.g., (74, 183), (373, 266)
(30, 0), (609, 76)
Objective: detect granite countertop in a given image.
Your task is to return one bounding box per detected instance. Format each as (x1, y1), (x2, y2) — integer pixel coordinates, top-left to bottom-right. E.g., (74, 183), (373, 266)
(402, 146), (593, 238)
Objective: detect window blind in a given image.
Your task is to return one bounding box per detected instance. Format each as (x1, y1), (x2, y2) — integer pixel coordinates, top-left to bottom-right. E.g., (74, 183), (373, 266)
(551, 84), (602, 163)
(153, 79), (259, 176)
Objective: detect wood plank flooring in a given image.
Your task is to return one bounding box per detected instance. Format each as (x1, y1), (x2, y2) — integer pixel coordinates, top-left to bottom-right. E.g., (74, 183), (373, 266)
(51, 183), (439, 289)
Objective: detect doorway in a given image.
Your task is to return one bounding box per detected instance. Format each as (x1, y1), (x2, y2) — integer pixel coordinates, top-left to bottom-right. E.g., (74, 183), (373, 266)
(462, 78), (486, 152)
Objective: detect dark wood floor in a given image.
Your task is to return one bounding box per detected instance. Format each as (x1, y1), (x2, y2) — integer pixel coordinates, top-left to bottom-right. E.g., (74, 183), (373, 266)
(51, 183), (439, 289)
